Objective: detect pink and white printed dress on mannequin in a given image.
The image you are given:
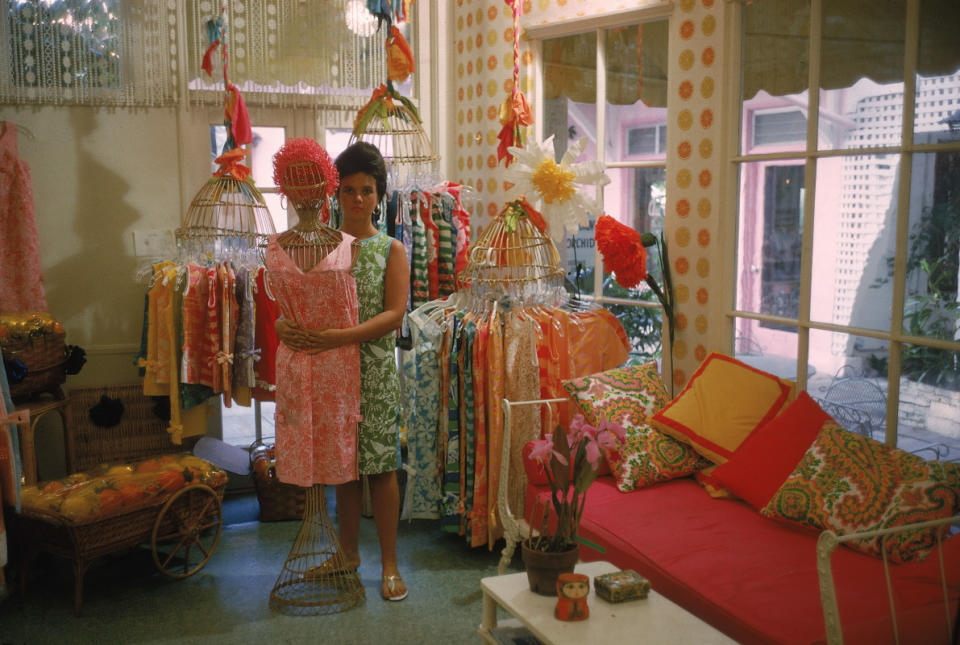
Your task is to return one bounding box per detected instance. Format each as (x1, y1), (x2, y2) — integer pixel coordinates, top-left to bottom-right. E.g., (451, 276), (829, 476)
(0, 122), (47, 312)
(265, 233), (362, 486)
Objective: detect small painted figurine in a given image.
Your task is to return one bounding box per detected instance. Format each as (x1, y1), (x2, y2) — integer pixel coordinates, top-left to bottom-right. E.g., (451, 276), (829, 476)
(555, 572), (590, 621)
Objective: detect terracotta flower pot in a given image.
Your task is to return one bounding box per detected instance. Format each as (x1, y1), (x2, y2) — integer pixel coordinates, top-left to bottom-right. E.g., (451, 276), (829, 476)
(521, 541), (579, 596)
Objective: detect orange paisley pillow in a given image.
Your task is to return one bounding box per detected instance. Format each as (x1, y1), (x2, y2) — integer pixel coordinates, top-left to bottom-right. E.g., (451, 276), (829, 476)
(762, 423), (960, 563)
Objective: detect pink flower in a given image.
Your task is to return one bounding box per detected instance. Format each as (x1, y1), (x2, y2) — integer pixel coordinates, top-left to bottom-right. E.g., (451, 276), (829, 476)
(584, 440), (602, 469)
(527, 438), (554, 462)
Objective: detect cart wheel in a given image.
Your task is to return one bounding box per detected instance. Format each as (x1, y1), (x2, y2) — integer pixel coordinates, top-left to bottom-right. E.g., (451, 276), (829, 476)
(151, 484), (223, 579)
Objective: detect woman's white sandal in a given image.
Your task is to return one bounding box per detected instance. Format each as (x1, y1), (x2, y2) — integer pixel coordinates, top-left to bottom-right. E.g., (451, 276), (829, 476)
(382, 574), (408, 601)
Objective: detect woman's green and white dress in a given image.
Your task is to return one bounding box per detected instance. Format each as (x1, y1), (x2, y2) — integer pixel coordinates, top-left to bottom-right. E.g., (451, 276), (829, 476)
(352, 231), (402, 474)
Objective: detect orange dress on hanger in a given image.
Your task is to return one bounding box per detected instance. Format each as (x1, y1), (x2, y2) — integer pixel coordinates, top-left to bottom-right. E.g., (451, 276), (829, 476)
(265, 234), (362, 487)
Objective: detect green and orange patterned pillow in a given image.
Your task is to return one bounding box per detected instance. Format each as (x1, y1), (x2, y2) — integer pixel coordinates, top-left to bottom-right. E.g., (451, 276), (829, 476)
(562, 361), (710, 492)
(762, 423), (960, 564)
(563, 361), (669, 427)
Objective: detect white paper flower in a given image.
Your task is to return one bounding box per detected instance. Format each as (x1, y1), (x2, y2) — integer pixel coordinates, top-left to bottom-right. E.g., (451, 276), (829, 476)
(502, 136), (610, 242)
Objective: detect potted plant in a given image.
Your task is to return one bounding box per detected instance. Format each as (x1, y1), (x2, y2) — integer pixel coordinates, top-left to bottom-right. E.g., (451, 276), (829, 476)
(522, 414), (624, 595)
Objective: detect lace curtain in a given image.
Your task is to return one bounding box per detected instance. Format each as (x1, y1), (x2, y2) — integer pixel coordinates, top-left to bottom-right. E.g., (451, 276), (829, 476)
(185, 0), (388, 110)
(0, 0), (179, 106)
(0, 0), (388, 111)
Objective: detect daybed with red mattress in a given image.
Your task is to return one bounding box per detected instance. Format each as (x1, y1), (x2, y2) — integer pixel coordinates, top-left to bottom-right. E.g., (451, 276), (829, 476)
(504, 354), (960, 644)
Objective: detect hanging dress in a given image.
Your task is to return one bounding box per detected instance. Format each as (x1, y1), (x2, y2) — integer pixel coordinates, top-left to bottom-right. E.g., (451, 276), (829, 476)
(265, 234), (361, 487)
(0, 122), (47, 313)
(353, 231), (402, 474)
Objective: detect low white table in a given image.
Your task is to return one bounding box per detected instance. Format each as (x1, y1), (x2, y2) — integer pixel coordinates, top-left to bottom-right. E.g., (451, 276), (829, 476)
(479, 561), (736, 645)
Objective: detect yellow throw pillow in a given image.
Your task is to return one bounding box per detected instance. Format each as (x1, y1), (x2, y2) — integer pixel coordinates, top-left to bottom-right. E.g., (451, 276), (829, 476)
(651, 352), (794, 463)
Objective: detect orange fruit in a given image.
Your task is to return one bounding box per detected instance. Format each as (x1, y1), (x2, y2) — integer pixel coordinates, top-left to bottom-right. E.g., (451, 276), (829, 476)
(118, 482), (147, 506)
(98, 488), (124, 515)
(157, 469), (185, 493)
(41, 480), (65, 495)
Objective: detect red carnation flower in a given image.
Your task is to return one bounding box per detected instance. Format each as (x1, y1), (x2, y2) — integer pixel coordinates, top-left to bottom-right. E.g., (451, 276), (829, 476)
(595, 214), (648, 289)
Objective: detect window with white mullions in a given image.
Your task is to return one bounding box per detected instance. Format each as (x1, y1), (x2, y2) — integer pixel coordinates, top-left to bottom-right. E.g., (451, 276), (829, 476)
(534, 14), (671, 364)
(730, 0), (960, 454)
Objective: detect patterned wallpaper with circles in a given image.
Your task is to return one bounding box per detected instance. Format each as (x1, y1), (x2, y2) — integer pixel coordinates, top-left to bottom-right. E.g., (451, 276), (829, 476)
(450, 0), (726, 391)
(664, 0), (723, 389)
(451, 0), (532, 242)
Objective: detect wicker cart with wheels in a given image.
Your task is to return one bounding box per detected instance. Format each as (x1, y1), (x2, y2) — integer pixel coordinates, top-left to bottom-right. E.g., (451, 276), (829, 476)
(15, 453), (227, 615)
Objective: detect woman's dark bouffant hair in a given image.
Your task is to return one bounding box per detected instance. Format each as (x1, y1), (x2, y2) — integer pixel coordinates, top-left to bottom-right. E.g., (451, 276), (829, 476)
(335, 141), (388, 201)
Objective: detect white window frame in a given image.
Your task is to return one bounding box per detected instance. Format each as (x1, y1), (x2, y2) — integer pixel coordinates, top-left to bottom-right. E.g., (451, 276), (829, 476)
(525, 5), (674, 364)
(722, 0), (960, 441)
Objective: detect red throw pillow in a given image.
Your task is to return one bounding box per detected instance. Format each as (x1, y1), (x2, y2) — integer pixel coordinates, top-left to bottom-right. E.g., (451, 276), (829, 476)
(711, 391), (830, 509)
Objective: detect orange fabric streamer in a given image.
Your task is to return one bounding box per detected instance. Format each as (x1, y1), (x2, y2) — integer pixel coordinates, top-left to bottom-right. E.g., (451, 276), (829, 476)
(213, 148), (252, 182)
(386, 25), (415, 82)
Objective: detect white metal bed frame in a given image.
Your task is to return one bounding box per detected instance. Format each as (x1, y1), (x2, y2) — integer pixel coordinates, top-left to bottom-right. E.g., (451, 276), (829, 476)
(499, 396), (960, 643)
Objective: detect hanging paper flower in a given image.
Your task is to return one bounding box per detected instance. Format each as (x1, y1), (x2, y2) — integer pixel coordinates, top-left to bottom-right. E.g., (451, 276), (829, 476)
(503, 136), (610, 243)
(386, 25), (415, 82)
(595, 214), (647, 289)
(595, 214), (674, 344)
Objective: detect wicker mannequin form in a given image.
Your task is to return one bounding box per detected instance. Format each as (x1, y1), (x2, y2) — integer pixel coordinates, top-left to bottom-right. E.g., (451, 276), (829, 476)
(269, 485), (365, 615)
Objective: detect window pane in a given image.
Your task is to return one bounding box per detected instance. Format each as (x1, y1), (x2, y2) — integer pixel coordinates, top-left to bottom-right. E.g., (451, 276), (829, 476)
(820, 78), (906, 152)
(543, 32), (597, 105)
(808, 328), (889, 436)
(210, 125), (287, 181)
(601, 167), (665, 305)
(608, 302), (665, 362)
(263, 192), (288, 233)
(604, 21), (668, 163)
(741, 0), (809, 154)
(810, 154), (899, 332)
(917, 0), (960, 129)
(898, 344), (959, 460)
(247, 127), (286, 186)
(733, 321), (809, 381)
(735, 159), (805, 322)
(543, 31), (596, 160)
(904, 150), (960, 341)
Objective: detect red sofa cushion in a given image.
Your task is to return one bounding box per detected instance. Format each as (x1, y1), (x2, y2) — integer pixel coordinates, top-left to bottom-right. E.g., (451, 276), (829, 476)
(528, 476), (960, 644)
(710, 391), (830, 509)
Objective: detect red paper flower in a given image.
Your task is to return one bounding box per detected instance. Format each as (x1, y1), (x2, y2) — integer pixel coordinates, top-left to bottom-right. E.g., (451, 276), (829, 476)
(595, 214), (648, 288)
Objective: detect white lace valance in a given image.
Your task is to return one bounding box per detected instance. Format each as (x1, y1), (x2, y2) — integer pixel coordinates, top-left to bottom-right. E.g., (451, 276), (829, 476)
(0, 0), (393, 111)
(0, 0), (179, 107)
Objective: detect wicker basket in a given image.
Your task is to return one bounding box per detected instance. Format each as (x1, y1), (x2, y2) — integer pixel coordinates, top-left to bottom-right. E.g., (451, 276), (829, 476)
(67, 384), (174, 472)
(3, 329), (68, 401)
(252, 446), (306, 521)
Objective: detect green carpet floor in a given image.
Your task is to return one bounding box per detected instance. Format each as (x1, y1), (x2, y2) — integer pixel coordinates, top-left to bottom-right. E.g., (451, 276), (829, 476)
(1, 489), (519, 644)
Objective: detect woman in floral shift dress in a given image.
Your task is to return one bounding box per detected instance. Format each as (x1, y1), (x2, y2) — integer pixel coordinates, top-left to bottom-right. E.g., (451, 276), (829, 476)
(277, 142), (409, 601)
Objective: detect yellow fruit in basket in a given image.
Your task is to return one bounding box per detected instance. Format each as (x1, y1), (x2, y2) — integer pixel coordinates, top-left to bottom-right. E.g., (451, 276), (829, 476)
(106, 464), (134, 478)
(20, 486), (42, 508)
(60, 494), (96, 520)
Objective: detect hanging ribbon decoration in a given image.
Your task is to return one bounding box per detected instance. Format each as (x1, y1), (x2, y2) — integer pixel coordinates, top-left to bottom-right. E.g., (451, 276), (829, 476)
(497, 0), (533, 167)
(201, 5), (253, 156)
(366, 0), (411, 29)
(353, 1), (420, 137)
